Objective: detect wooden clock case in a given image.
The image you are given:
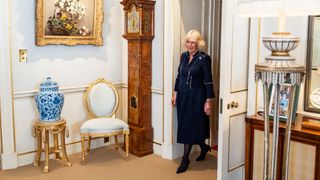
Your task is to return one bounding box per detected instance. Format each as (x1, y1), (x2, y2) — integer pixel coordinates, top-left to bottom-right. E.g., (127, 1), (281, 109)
(121, 0), (155, 157)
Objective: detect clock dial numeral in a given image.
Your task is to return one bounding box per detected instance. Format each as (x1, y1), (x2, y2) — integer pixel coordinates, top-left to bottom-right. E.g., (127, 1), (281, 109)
(127, 6), (140, 33)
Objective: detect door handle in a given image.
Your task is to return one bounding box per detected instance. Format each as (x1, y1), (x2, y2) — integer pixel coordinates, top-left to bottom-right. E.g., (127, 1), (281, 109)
(231, 101), (239, 108)
(227, 101), (239, 109)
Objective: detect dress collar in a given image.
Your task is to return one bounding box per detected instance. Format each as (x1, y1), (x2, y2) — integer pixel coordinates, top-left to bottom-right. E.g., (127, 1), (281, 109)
(186, 51), (200, 57)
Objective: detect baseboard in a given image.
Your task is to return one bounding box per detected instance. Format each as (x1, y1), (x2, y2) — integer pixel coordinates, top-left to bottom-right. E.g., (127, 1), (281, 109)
(161, 143), (183, 160)
(153, 143), (162, 156)
(1, 152), (18, 169)
(11, 139), (170, 168)
(16, 138), (113, 167)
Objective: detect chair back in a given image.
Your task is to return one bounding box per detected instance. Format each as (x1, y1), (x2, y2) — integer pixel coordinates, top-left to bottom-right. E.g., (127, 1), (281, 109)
(85, 78), (119, 118)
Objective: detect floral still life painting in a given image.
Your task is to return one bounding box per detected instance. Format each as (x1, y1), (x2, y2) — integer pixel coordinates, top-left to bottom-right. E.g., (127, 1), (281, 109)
(46, 0), (90, 36)
(36, 0), (104, 46)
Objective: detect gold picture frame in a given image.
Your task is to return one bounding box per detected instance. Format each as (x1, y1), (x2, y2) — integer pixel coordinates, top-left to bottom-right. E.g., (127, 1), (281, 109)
(35, 0), (104, 46)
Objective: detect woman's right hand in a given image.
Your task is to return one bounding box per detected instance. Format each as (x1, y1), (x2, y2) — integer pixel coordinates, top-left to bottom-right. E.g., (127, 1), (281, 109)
(171, 92), (177, 106)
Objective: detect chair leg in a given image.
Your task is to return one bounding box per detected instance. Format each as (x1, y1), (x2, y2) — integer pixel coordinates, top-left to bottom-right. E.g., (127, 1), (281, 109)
(87, 136), (92, 153)
(81, 134), (86, 165)
(125, 133), (129, 159)
(115, 135), (118, 150)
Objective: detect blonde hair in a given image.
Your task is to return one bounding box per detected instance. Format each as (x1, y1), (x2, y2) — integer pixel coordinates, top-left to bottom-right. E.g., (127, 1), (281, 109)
(183, 29), (206, 50)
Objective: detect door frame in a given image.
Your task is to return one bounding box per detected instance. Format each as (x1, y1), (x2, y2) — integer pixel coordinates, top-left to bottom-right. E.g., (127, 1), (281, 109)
(162, 0), (221, 159)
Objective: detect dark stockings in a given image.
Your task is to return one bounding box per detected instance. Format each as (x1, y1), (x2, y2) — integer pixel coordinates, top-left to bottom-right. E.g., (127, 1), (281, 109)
(176, 144), (192, 174)
(196, 142), (211, 161)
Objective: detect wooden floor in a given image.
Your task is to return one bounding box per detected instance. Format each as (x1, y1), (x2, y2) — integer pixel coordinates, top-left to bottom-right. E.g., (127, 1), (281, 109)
(0, 146), (217, 180)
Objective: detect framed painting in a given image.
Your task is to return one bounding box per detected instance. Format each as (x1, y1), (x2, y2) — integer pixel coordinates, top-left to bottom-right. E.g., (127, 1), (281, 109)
(35, 0), (104, 46)
(269, 84), (300, 123)
(305, 16), (320, 113)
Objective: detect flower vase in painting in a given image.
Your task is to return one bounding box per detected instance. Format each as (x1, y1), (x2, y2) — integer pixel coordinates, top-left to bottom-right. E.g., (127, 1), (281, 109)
(46, 0), (91, 36)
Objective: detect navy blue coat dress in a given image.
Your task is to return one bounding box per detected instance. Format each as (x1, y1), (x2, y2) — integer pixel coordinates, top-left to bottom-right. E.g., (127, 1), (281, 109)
(174, 51), (215, 144)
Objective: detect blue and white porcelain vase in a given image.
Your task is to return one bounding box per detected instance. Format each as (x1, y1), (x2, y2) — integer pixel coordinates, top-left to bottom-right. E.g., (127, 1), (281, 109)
(35, 77), (64, 122)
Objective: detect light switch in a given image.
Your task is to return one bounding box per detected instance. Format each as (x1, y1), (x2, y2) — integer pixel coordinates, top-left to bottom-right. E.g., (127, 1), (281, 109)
(19, 49), (27, 62)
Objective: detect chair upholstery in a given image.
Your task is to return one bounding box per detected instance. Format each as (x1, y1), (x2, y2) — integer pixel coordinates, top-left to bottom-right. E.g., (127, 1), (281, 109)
(80, 118), (129, 133)
(80, 78), (129, 164)
(87, 83), (117, 117)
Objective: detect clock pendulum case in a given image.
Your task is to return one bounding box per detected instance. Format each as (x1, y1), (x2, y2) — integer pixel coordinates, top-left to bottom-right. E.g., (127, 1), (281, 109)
(121, 0), (155, 157)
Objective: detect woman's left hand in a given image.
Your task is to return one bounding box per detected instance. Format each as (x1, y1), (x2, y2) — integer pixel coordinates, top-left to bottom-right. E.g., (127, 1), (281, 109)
(204, 99), (212, 115)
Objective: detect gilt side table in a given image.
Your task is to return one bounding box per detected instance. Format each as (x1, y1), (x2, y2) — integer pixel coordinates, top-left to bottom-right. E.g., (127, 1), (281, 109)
(33, 118), (72, 173)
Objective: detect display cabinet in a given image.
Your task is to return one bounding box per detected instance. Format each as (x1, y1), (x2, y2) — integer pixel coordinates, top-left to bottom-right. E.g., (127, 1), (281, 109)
(245, 115), (320, 180)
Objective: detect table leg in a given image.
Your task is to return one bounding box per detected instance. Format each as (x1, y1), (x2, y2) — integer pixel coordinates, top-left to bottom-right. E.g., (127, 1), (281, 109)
(262, 82), (270, 180)
(43, 130), (49, 173)
(33, 128), (42, 167)
(61, 127), (72, 167)
(53, 133), (61, 160)
(281, 85), (296, 180)
(271, 84), (280, 180)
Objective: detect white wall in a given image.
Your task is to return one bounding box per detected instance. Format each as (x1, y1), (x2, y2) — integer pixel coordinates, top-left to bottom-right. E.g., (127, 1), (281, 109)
(0, 0), (18, 169)
(0, 0), (165, 168)
(12, 1), (124, 89)
(10, 0), (125, 168)
(151, 0), (164, 153)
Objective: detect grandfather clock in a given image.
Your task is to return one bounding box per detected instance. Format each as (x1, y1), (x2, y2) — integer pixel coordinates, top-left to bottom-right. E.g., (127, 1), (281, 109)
(121, 0), (155, 157)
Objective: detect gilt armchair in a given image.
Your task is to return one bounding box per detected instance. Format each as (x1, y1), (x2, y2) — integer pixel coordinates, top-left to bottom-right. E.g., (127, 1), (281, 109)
(80, 78), (129, 164)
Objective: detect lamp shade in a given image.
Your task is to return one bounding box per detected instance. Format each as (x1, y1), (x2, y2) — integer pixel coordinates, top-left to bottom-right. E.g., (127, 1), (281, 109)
(237, 0), (320, 17)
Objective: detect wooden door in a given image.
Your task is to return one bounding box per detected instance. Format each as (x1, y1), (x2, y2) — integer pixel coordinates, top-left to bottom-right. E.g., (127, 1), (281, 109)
(217, 0), (250, 179)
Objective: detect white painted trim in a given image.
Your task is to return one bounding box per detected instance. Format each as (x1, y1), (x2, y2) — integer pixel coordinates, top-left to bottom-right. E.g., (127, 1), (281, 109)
(201, 0), (205, 36)
(151, 87), (163, 95)
(1, 152), (18, 170)
(17, 136), (126, 167)
(296, 110), (320, 118)
(14, 86), (88, 99)
(16, 140), (163, 167)
(247, 18), (260, 116)
(13, 82), (123, 99)
(161, 143), (178, 160)
(161, 143), (173, 159)
(207, 0), (213, 56)
(153, 143), (162, 156)
(162, 0), (182, 159)
(0, 0), (17, 170)
(163, 0), (173, 154)
(13, 83), (163, 99)
(17, 140), (106, 167)
(218, 0), (234, 179)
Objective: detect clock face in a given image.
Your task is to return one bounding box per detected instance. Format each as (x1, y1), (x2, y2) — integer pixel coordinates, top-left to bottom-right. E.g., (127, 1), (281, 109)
(128, 6), (140, 33)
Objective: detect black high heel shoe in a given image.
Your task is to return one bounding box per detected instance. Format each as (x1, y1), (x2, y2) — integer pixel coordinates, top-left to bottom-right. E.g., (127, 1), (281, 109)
(176, 158), (190, 174)
(196, 144), (211, 161)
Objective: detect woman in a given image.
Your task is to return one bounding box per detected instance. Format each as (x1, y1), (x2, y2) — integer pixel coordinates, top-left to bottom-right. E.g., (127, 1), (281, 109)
(171, 29), (215, 174)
